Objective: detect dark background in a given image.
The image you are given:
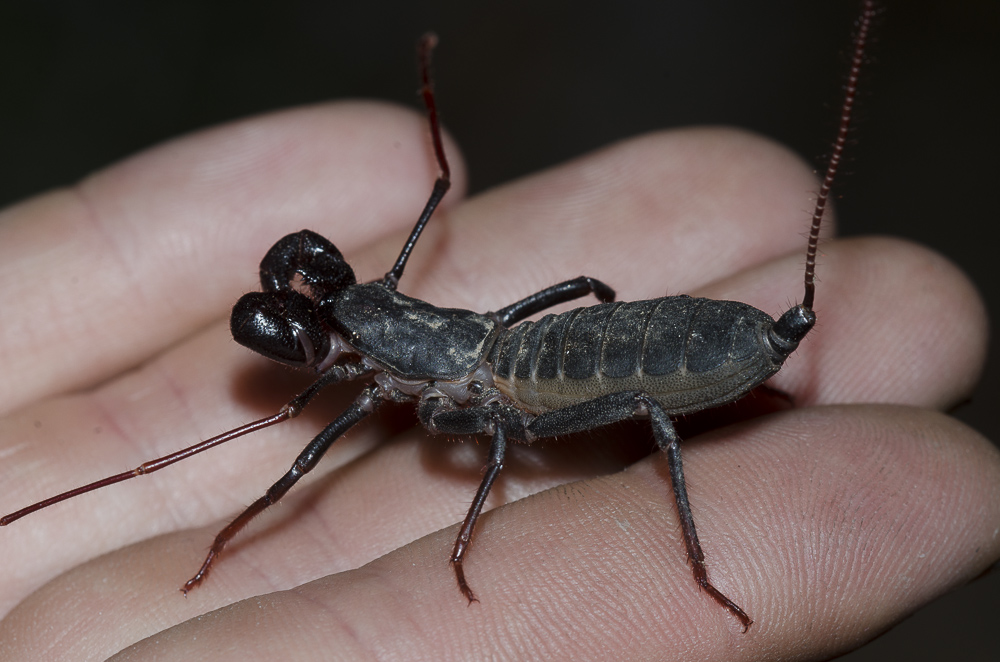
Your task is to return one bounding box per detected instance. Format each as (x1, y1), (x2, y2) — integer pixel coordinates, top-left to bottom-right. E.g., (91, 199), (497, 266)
(0, 0), (996, 659)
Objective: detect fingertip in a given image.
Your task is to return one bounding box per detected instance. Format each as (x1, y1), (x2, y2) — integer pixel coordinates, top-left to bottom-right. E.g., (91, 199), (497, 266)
(79, 100), (468, 263)
(784, 236), (989, 408)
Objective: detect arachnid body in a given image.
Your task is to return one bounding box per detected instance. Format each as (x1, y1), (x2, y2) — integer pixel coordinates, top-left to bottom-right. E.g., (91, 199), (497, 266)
(2, 2), (877, 631)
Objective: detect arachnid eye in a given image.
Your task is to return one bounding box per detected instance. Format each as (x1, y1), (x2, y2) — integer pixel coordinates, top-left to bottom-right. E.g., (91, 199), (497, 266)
(231, 290), (331, 368)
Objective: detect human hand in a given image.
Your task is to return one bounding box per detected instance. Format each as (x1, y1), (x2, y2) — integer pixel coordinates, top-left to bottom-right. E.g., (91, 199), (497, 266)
(0, 102), (997, 661)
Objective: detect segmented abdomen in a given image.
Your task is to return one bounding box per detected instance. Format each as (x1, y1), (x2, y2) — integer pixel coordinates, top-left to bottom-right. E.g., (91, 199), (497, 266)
(488, 297), (782, 415)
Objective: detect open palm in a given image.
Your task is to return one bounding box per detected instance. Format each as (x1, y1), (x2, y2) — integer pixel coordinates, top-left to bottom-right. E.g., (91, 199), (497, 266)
(0, 102), (997, 661)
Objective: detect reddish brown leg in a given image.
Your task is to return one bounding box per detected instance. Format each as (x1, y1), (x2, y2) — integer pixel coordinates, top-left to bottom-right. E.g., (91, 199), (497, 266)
(450, 429), (506, 603)
(643, 395), (753, 631)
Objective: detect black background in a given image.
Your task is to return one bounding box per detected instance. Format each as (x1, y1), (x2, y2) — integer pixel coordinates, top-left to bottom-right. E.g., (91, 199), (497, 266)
(1, 1), (996, 659)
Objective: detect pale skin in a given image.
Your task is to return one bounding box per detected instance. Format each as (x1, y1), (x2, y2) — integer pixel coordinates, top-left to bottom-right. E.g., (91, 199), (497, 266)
(0, 102), (997, 661)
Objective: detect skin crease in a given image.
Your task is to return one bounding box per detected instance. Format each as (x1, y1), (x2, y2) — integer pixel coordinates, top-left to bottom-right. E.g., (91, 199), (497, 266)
(0, 102), (996, 661)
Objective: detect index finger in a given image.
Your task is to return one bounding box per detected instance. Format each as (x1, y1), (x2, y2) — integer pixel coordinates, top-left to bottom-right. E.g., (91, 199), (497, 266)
(0, 101), (466, 415)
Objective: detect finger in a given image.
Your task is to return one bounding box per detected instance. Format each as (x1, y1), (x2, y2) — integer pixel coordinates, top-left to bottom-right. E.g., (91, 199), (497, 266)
(400, 126), (830, 309)
(6, 405), (997, 661)
(0, 424), (648, 659)
(0, 101), (466, 413)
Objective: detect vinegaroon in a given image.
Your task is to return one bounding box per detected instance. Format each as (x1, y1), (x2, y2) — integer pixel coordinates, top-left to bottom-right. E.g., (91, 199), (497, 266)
(1, 0), (875, 631)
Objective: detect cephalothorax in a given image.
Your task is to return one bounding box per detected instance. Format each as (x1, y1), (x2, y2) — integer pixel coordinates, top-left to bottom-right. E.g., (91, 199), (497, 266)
(2, 2), (875, 631)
